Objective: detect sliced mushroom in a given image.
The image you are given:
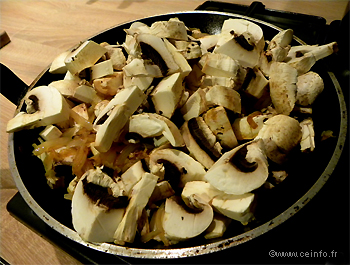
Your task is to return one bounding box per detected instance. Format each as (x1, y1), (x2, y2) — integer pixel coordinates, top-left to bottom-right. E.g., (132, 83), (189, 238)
(181, 181), (222, 205)
(214, 19), (264, 68)
(300, 117), (315, 152)
(175, 40), (202, 60)
(123, 58), (162, 77)
(129, 112), (184, 147)
(150, 72), (184, 119)
(211, 192), (256, 225)
(105, 45), (127, 70)
(296, 71), (324, 106)
(49, 50), (71, 74)
(148, 180), (175, 206)
(181, 119), (215, 169)
(204, 140), (269, 195)
(162, 195), (213, 243)
(180, 88), (208, 121)
(120, 160), (145, 196)
(64, 40), (107, 75)
(7, 86), (71, 133)
(163, 38), (192, 78)
(201, 53), (246, 83)
(148, 148), (206, 188)
(255, 114), (302, 164)
(242, 67), (269, 99)
(93, 72), (124, 96)
(90, 59), (114, 80)
(203, 106), (238, 149)
(205, 85), (241, 114)
(201, 75), (236, 90)
(269, 62), (298, 115)
(136, 33), (180, 75)
(259, 29), (294, 76)
(113, 172), (158, 245)
(204, 213), (232, 239)
(71, 168), (127, 243)
(232, 111), (272, 140)
(39, 125), (62, 141)
(149, 18), (188, 41)
(93, 86), (146, 152)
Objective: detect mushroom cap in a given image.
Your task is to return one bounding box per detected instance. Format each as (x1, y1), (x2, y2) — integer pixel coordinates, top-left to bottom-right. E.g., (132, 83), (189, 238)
(163, 195), (213, 242)
(204, 140), (269, 195)
(6, 86), (71, 133)
(256, 114), (302, 164)
(149, 148), (206, 187)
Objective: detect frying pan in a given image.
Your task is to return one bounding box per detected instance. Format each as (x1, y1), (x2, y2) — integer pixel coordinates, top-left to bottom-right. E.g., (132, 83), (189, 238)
(4, 10), (348, 259)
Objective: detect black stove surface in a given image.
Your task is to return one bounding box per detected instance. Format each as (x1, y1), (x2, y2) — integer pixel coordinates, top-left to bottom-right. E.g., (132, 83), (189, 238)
(6, 1), (350, 264)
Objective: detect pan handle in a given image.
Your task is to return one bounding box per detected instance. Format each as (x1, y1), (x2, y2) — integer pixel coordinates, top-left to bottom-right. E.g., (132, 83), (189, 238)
(0, 63), (29, 106)
(244, 1), (265, 17)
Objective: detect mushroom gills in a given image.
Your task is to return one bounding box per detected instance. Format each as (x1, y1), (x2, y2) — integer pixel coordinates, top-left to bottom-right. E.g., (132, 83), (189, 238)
(204, 140), (268, 195)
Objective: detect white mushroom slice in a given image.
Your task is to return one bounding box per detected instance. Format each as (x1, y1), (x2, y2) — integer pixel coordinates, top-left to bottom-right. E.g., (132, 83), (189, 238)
(105, 46), (127, 70)
(201, 53), (245, 82)
(259, 29), (294, 75)
(71, 168), (127, 243)
(181, 120), (215, 169)
(120, 160), (145, 196)
(49, 50), (70, 74)
(203, 106), (238, 149)
(214, 19), (264, 68)
(124, 75), (154, 92)
(149, 181), (175, 206)
(205, 85), (241, 114)
(296, 71), (324, 106)
(149, 148), (206, 187)
(163, 39), (192, 77)
(39, 125), (62, 141)
(175, 40), (202, 60)
(300, 118), (315, 152)
(64, 40), (107, 75)
(185, 63), (204, 90)
(136, 33), (180, 75)
(255, 114), (302, 164)
(64, 70), (81, 82)
(150, 72), (184, 119)
(49, 80), (79, 97)
(90, 59), (114, 80)
(114, 172), (158, 245)
(180, 88), (208, 121)
(232, 112), (272, 140)
(125, 21), (151, 36)
(243, 67), (269, 99)
(123, 58), (162, 77)
(71, 103), (89, 123)
(211, 192), (256, 225)
(204, 140), (268, 195)
(129, 113), (184, 147)
(73, 84), (98, 104)
(7, 86), (71, 133)
(201, 76), (236, 90)
(123, 34), (141, 58)
(149, 18), (188, 41)
(181, 181), (222, 205)
(204, 213), (232, 239)
(199, 34), (220, 54)
(94, 86), (146, 152)
(162, 195), (213, 243)
(269, 62), (298, 115)
(93, 72), (124, 96)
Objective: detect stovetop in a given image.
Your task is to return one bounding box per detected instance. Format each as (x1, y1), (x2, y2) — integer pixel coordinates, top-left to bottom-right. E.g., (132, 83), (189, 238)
(6, 1), (349, 264)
